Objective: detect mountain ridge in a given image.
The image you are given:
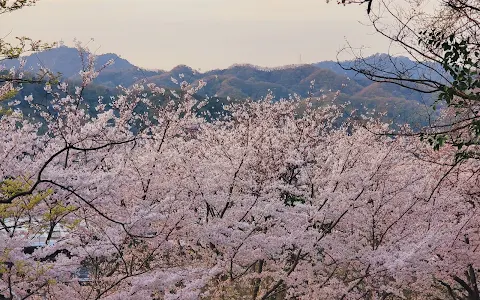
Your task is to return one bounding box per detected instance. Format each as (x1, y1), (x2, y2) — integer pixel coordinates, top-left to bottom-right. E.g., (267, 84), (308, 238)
(2, 46), (437, 127)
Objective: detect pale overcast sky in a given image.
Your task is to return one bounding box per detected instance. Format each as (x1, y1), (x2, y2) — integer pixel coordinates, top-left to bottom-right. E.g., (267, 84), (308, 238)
(2, 0), (392, 70)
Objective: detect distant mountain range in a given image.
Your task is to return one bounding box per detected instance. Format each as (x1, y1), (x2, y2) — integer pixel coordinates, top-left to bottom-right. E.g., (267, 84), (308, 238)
(3, 46), (441, 127)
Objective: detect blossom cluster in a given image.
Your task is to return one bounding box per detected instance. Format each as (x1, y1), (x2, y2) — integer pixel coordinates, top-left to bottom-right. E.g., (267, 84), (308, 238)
(0, 49), (478, 300)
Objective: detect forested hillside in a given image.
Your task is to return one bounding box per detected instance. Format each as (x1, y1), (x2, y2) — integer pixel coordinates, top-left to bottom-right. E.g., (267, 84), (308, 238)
(2, 47), (435, 127)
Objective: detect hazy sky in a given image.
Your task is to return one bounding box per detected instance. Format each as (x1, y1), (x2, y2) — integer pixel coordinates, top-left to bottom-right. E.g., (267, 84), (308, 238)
(1, 0), (392, 71)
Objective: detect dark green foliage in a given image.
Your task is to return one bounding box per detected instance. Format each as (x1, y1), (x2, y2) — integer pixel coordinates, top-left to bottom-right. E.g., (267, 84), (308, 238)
(416, 29), (480, 153)
(283, 193), (305, 207)
(418, 30), (480, 107)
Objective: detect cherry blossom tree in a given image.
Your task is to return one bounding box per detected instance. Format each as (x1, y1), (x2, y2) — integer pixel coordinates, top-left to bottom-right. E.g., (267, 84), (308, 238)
(0, 45), (479, 300)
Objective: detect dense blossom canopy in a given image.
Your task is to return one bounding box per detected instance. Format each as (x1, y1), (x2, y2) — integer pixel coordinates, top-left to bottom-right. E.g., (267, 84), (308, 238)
(0, 47), (479, 300)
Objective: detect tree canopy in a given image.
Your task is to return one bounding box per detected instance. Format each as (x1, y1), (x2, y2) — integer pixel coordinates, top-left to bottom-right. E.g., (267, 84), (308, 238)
(0, 0), (479, 299)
